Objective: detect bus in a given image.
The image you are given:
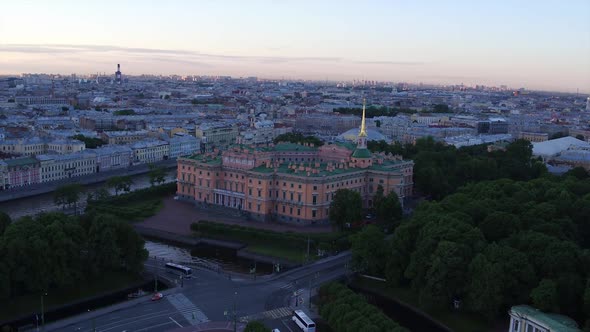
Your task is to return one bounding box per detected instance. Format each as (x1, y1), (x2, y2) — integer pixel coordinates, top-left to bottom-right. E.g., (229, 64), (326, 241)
(292, 310), (316, 332)
(165, 263), (192, 279)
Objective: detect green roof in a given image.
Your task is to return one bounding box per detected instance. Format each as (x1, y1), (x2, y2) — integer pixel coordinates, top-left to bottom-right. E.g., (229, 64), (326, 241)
(272, 142), (317, 152)
(333, 141), (356, 151)
(510, 305), (580, 332)
(3, 157), (39, 167)
(250, 162), (366, 177)
(351, 148), (372, 159)
(183, 154), (222, 165)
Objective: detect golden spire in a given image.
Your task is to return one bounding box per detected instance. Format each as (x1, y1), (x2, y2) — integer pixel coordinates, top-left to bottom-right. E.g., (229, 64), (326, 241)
(359, 98), (368, 137)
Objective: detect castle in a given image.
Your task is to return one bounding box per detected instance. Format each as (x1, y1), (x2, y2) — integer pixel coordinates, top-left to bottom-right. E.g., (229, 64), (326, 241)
(176, 101), (413, 224)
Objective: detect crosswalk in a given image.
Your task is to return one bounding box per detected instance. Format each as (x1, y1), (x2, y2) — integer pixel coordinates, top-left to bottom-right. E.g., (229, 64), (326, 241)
(166, 293), (210, 325)
(239, 306), (293, 323)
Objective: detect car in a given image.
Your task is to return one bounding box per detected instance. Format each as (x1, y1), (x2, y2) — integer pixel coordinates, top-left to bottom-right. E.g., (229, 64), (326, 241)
(151, 292), (164, 301)
(272, 329), (281, 332)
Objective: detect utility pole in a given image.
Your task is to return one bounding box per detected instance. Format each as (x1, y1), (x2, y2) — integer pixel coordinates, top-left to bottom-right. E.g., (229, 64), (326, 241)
(306, 236), (310, 263)
(40, 292), (47, 332)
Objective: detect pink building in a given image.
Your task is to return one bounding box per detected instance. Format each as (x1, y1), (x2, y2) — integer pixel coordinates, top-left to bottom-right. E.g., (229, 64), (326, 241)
(4, 157), (40, 188)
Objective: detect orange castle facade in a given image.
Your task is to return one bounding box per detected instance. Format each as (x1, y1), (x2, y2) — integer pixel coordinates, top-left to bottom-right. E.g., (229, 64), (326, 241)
(176, 101), (413, 224)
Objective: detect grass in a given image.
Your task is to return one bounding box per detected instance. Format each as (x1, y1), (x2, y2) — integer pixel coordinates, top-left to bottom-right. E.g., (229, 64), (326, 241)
(193, 221), (349, 264)
(87, 199), (164, 222)
(353, 277), (496, 332)
(0, 271), (143, 322)
(246, 244), (313, 264)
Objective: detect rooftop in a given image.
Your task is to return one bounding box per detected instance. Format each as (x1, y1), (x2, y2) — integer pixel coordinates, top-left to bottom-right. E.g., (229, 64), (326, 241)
(510, 305), (580, 332)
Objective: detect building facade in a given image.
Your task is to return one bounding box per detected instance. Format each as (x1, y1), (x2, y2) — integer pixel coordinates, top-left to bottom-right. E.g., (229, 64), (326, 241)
(131, 140), (170, 164)
(94, 145), (132, 172)
(101, 130), (150, 145)
(177, 102), (413, 225)
(508, 305), (580, 332)
(4, 157), (40, 188)
(195, 123), (240, 152)
(38, 151), (96, 183)
(168, 134), (200, 158)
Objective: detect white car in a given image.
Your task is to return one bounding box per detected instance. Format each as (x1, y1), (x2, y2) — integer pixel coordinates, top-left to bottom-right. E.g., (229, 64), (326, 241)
(272, 329), (281, 332)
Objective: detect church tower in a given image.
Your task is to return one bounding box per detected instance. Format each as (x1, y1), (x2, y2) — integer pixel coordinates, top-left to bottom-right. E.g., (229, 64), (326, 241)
(357, 98), (368, 149)
(351, 98), (372, 167)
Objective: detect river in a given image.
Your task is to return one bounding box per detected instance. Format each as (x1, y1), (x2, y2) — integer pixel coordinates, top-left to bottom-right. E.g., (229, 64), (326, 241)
(0, 169), (176, 220)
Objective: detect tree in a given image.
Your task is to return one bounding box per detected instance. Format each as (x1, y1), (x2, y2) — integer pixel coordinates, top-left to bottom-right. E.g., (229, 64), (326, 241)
(373, 185), (384, 211)
(53, 183), (83, 212)
(70, 134), (106, 149)
(273, 132), (324, 146)
(531, 279), (559, 312)
(350, 225), (387, 275)
(375, 191), (402, 227)
(565, 167), (589, 180)
(148, 164), (167, 187)
(0, 211), (11, 235)
(329, 189), (362, 230)
(107, 176), (133, 196)
(244, 321), (270, 332)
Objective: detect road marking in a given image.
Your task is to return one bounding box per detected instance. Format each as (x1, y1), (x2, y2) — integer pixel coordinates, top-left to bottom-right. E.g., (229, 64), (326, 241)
(166, 293), (209, 325)
(282, 319), (294, 332)
(169, 316), (183, 328)
(240, 307), (293, 322)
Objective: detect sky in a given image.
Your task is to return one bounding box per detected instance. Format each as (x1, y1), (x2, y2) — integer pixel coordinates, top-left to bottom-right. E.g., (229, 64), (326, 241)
(0, 0), (589, 92)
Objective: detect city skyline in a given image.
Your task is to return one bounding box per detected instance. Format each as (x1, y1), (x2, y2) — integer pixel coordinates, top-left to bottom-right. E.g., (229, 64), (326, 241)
(1, 0), (589, 93)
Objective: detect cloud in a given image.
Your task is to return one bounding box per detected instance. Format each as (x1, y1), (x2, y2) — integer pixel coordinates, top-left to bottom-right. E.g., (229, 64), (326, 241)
(0, 43), (342, 64)
(354, 60), (426, 66)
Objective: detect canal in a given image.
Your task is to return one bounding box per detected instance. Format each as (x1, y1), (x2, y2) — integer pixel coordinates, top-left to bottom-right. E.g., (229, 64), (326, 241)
(144, 240), (275, 276)
(0, 169), (176, 219)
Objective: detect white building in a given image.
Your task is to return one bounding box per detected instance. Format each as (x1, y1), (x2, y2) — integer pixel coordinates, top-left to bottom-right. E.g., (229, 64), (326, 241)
(168, 134), (200, 158)
(38, 151), (97, 183)
(46, 139), (86, 154)
(93, 145), (132, 172)
(131, 140), (170, 164)
(508, 305), (580, 332)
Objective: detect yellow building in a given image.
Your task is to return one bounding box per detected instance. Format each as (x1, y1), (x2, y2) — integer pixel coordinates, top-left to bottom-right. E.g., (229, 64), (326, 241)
(177, 101), (413, 224)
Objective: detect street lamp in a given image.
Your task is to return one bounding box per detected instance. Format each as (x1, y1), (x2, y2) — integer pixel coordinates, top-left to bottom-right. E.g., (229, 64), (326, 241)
(40, 292), (47, 332)
(233, 291), (237, 332)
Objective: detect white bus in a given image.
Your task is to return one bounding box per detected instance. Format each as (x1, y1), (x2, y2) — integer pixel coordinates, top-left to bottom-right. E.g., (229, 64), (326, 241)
(165, 263), (192, 279)
(292, 310), (316, 332)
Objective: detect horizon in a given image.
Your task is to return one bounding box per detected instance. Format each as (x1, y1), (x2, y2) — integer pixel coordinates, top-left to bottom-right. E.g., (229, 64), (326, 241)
(1, 0), (589, 93)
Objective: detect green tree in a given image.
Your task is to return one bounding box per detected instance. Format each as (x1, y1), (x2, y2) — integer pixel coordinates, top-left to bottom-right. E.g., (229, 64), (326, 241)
(350, 225), (387, 275)
(565, 167), (589, 180)
(70, 134), (106, 149)
(53, 183), (83, 212)
(373, 184), (384, 212)
(375, 191), (402, 227)
(531, 279), (559, 312)
(148, 164), (167, 187)
(0, 211), (11, 235)
(329, 189), (362, 229)
(244, 321), (270, 332)
(107, 176), (133, 196)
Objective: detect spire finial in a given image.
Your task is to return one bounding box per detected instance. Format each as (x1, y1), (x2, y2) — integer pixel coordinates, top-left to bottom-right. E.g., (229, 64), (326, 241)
(359, 98), (367, 137)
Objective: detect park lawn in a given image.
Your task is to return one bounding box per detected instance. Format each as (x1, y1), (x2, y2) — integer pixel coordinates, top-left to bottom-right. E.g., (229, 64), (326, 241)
(86, 199), (163, 222)
(0, 271), (143, 322)
(246, 243), (315, 264)
(353, 277), (494, 332)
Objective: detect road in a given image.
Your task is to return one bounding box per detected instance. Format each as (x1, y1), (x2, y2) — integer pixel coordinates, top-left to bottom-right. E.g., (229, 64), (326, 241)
(42, 252), (351, 332)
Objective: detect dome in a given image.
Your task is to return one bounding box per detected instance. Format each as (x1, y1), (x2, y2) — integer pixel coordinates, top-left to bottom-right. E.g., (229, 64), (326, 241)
(338, 128), (387, 142)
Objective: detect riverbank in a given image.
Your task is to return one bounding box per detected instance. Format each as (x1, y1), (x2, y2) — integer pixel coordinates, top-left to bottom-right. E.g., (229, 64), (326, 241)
(0, 159), (177, 203)
(351, 277), (505, 332)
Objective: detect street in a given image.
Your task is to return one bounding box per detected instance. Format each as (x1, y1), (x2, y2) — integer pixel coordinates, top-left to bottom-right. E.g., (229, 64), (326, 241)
(42, 252), (351, 332)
